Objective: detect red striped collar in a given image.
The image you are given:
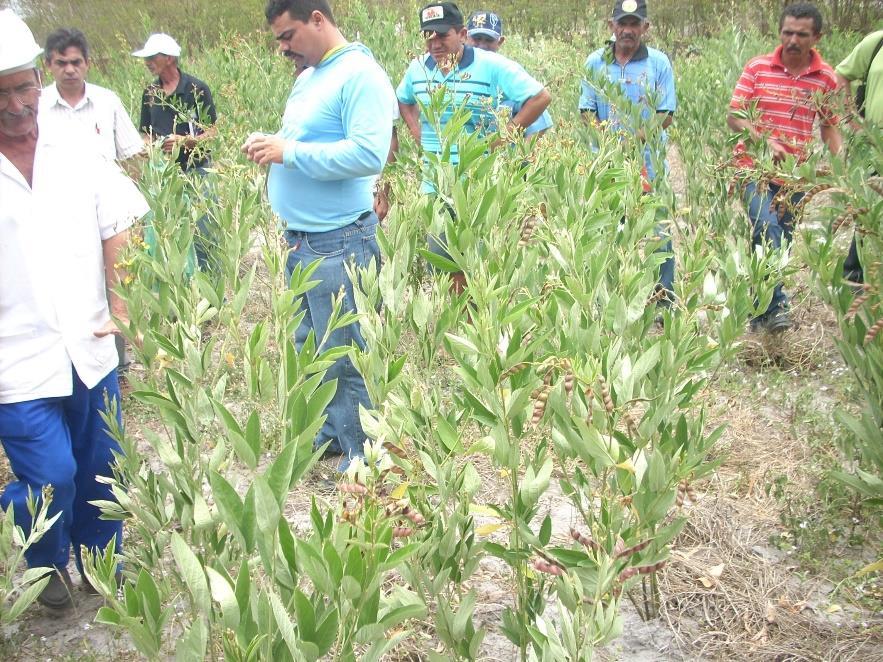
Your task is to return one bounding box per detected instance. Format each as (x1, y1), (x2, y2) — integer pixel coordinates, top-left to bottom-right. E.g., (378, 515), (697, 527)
(769, 45), (826, 75)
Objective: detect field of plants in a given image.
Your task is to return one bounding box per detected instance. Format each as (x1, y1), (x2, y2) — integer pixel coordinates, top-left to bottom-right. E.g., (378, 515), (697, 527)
(0, 1), (882, 660)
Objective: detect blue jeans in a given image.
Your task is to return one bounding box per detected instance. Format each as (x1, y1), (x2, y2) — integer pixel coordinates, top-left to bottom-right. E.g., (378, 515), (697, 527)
(743, 182), (804, 317)
(0, 368), (123, 572)
(284, 213), (380, 470)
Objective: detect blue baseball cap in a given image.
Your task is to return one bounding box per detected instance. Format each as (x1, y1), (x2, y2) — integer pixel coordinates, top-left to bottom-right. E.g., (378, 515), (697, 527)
(466, 10), (503, 40)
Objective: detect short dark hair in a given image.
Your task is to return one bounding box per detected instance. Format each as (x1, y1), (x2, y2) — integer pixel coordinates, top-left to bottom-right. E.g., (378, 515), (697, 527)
(265, 0), (336, 25)
(45, 27), (89, 61)
(779, 2), (823, 34)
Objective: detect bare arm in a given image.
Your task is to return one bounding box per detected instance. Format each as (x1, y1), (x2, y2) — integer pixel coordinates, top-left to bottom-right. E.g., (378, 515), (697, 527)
(374, 127), (398, 222)
(398, 102), (421, 143)
(820, 123), (843, 155)
(510, 89), (552, 132)
(95, 230), (130, 337)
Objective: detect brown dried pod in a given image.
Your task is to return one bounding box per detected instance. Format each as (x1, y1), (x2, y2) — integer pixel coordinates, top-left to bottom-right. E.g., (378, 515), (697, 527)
(500, 362), (528, 381)
(617, 567), (639, 583)
(613, 537), (626, 558)
(382, 441), (408, 459)
(868, 180), (883, 197)
(622, 411), (638, 438)
(341, 509), (358, 524)
(864, 318), (883, 344)
(570, 527), (601, 551)
(392, 526), (414, 538)
(564, 372), (576, 395)
(615, 539), (652, 559)
(848, 297), (871, 321)
(531, 400), (547, 425)
(637, 560), (667, 575)
(686, 485), (698, 502)
(404, 510), (425, 526)
(598, 375), (615, 413)
(831, 209), (854, 234)
(676, 483), (686, 507)
(338, 482), (368, 496)
(532, 559), (564, 576)
(794, 183), (833, 213)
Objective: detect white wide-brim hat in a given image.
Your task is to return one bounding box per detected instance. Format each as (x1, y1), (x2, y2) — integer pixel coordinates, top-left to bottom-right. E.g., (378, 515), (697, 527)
(132, 33), (182, 58)
(0, 9), (43, 76)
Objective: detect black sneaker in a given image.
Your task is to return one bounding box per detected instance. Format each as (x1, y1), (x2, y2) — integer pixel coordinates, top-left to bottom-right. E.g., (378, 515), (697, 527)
(37, 568), (74, 610)
(766, 309), (793, 334)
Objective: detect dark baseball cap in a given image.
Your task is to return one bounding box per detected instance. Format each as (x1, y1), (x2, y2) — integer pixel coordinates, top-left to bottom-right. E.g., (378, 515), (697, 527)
(466, 10), (503, 40)
(612, 0), (648, 21)
(420, 3), (464, 34)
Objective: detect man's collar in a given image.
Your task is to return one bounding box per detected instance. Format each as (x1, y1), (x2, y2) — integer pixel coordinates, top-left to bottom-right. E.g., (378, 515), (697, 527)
(424, 45), (476, 71)
(606, 41), (649, 63)
(45, 82), (90, 110)
(770, 45), (824, 74)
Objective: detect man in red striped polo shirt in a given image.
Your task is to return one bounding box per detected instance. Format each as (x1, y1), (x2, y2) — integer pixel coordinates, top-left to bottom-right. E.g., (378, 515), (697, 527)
(727, 2), (842, 333)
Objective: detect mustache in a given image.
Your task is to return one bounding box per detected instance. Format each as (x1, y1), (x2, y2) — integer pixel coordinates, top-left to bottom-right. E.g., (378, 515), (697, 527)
(1, 106), (35, 118)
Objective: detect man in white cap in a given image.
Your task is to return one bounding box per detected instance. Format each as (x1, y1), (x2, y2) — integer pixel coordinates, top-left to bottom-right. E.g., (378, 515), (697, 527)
(133, 33), (217, 270)
(0, 9), (148, 610)
(39, 27), (145, 376)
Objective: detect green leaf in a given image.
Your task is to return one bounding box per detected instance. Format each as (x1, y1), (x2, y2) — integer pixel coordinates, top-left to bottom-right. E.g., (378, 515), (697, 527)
(206, 566), (240, 631)
(253, 475), (282, 535)
(170, 531), (211, 614)
(175, 619), (208, 662)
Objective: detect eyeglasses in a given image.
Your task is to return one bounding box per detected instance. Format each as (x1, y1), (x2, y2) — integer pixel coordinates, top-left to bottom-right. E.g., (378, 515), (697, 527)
(0, 83), (40, 110)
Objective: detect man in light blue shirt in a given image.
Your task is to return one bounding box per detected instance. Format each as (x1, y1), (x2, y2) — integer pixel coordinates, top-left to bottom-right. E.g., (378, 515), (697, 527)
(465, 10), (553, 139)
(244, 0), (395, 472)
(397, 2), (551, 292)
(579, 0), (677, 309)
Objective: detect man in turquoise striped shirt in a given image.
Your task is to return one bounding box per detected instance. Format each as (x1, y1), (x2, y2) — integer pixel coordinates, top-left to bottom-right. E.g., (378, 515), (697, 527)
(397, 2), (551, 292)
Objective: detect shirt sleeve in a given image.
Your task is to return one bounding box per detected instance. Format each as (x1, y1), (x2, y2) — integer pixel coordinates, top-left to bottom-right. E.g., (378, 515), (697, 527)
(139, 88), (151, 134)
(396, 63), (417, 105)
(284, 65), (394, 181)
(579, 56), (598, 112)
(655, 53), (677, 113)
(494, 55), (544, 105)
(729, 61), (757, 110)
(94, 159), (150, 239)
(111, 93), (145, 160)
(836, 30), (883, 81)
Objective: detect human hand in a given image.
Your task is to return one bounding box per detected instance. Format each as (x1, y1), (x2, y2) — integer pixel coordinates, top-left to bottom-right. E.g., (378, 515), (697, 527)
(161, 134), (188, 153)
(766, 137), (790, 163)
(373, 189), (390, 222)
(242, 134), (286, 166)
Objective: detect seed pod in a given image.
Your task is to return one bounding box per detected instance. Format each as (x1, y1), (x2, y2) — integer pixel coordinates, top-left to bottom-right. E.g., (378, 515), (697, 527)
(598, 375), (614, 413)
(869, 180), (883, 197)
(613, 537), (626, 558)
(832, 210), (854, 234)
(382, 441), (408, 459)
(686, 484), (697, 502)
(637, 560), (667, 575)
(847, 295), (871, 319)
(500, 362), (528, 381)
(676, 482), (686, 507)
(338, 482), (368, 496)
(392, 526), (414, 538)
(518, 216), (539, 247)
(618, 567), (639, 582)
(864, 318), (883, 344)
(531, 400), (547, 425)
(570, 527), (600, 551)
(341, 509), (358, 524)
(615, 539), (652, 559)
(403, 508), (425, 526)
(622, 411), (638, 438)
(564, 372), (575, 395)
(532, 559), (564, 576)
(794, 183), (833, 213)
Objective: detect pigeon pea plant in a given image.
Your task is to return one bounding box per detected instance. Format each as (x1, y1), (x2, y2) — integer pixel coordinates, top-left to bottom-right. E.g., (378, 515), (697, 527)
(0, 490), (60, 626)
(347, 84), (779, 659)
(799, 128), (883, 515)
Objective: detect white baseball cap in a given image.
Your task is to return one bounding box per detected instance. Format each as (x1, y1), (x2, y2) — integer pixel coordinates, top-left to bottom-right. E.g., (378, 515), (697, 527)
(132, 33), (182, 58)
(0, 9), (43, 76)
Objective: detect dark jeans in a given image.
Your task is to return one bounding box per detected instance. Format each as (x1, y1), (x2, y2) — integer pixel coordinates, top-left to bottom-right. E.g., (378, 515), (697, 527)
(744, 181), (804, 318)
(284, 212), (380, 470)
